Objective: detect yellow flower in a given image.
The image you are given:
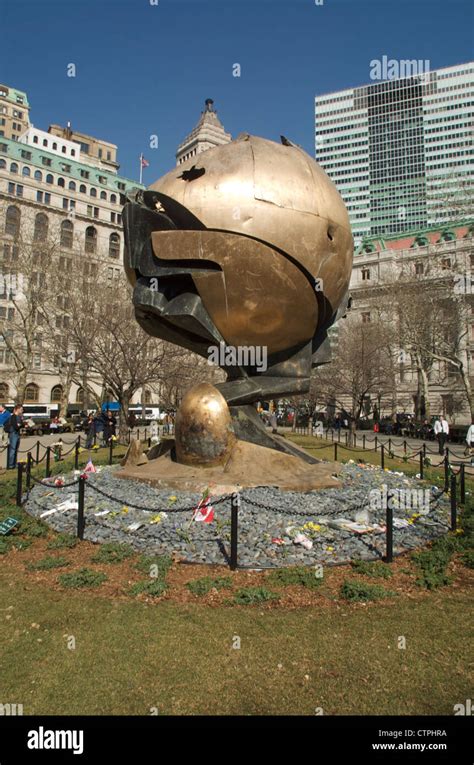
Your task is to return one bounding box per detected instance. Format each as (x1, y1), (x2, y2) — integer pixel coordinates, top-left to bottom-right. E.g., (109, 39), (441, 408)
(150, 514), (162, 524)
(121, 506), (129, 514)
(168, 496), (177, 503)
(303, 522), (321, 534)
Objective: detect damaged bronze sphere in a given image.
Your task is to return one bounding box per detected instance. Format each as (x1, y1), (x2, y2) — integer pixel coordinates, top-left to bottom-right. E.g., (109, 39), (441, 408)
(175, 383), (236, 467)
(122, 133), (353, 407)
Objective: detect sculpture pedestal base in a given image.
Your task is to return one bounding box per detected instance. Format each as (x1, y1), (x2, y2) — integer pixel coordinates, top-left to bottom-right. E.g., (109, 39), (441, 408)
(118, 437), (340, 494)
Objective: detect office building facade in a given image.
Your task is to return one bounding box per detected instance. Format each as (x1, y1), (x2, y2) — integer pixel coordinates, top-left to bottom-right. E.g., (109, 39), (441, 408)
(315, 62), (474, 244)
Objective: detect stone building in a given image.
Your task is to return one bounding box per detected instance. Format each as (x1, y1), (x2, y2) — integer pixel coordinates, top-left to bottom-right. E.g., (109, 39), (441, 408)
(0, 84), (30, 142)
(0, 84), (145, 411)
(176, 99), (231, 166)
(349, 221), (474, 423)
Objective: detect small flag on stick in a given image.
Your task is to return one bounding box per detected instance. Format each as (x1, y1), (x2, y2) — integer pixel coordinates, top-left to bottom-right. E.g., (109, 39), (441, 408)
(192, 488), (214, 523)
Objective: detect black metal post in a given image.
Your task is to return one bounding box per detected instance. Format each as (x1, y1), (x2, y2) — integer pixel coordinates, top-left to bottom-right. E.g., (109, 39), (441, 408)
(128, 429), (131, 445)
(363, 434), (366, 450)
(45, 446), (51, 478)
(419, 450), (424, 480)
(26, 452), (32, 493)
(338, 428), (341, 443)
(74, 437), (80, 470)
(93, 431), (97, 447)
(144, 428), (147, 442)
(334, 442), (338, 461)
(450, 474), (457, 532)
(385, 489), (393, 563)
(109, 439), (113, 465)
(381, 443), (385, 470)
(375, 435), (378, 452)
(230, 493), (239, 571)
(444, 455), (449, 492)
(16, 462), (24, 506)
(422, 442), (426, 459)
(77, 475), (85, 540)
(148, 437), (151, 448)
(35, 440), (40, 465)
(403, 440), (407, 455)
(388, 437), (392, 454)
(460, 463), (465, 505)
(345, 430), (348, 446)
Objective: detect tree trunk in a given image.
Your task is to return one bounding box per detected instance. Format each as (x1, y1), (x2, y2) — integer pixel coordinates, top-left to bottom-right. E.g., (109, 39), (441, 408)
(459, 364), (474, 422)
(59, 380), (72, 418)
(420, 367), (430, 419)
(15, 368), (27, 405)
(118, 395), (131, 442)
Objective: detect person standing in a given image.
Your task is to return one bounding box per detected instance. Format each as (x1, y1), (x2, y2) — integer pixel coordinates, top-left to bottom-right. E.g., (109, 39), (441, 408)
(103, 411), (116, 445)
(434, 415), (449, 455)
(6, 404), (23, 469)
(0, 404), (11, 447)
(270, 410), (278, 434)
(84, 414), (95, 450)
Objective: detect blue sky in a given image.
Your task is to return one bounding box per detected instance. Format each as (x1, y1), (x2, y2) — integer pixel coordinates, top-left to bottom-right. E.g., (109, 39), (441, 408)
(2, 0), (473, 183)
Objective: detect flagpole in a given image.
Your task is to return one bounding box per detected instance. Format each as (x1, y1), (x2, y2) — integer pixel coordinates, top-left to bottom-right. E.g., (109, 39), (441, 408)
(139, 153), (143, 185)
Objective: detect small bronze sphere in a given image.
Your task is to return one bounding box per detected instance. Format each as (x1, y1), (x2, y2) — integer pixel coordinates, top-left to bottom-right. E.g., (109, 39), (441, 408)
(175, 383), (236, 467)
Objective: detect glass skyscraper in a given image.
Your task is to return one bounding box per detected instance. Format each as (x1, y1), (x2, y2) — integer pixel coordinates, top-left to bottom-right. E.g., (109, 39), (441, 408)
(315, 62), (474, 244)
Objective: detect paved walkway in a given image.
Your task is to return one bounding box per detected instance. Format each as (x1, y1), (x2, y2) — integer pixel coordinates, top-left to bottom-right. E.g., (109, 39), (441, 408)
(0, 427), (155, 470)
(1, 426), (470, 470)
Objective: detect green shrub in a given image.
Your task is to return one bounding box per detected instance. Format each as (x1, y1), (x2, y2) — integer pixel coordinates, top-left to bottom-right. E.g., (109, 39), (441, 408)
(460, 550), (474, 569)
(91, 542), (134, 564)
(0, 536), (32, 554)
(267, 566), (323, 589)
(340, 580), (395, 602)
(129, 579), (167, 598)
(186, 576), (232, 596)
(28, 556), (70, 571)
(412, 545), (452, 590)
(59, 568), (108, 589)
(47, 533), (78, 550)
(18, 515), (48, 538)
(134, 554), (172, 578)
(233, 586), (279, 605)
(351, 560), (393, 579)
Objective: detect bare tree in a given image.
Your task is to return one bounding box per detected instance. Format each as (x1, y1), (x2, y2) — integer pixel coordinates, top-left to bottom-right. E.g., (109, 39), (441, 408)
(310, 313), (396, 445)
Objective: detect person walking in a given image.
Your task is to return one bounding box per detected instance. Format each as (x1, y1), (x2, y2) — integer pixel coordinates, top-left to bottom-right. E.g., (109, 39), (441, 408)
(465, 420), (474, 457)
(0, 404), (11, 447)
(434, 415), (449, 455)
(6, 404), (23, 470)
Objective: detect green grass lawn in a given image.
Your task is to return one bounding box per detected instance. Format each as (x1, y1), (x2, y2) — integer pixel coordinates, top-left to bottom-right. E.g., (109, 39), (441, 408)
(0, 435), (471, 716)
(288, 433), (474, 492)
(0, 575), (470, 716)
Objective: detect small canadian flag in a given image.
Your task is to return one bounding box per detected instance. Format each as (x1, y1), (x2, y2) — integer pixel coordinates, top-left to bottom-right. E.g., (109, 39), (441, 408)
(193, 489), (214, 523)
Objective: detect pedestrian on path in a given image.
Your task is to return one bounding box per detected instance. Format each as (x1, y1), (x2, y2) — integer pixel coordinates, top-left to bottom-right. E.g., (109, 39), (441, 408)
(6, 404), (24, 469)
(0, 404), (11, 446)
(465, 421), (474, 457)
(434, 415), (449, 455)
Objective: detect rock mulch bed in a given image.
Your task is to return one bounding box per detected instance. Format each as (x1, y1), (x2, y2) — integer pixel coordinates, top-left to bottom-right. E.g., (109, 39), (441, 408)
(25, 462), (451, 568)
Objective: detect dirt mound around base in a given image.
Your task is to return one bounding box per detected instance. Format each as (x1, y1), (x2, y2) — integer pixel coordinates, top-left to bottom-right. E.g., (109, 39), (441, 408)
(118, 438), (340, 493)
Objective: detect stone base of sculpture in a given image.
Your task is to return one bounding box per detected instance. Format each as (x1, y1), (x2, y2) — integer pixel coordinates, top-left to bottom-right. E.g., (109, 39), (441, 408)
(119, 383), (339, 493)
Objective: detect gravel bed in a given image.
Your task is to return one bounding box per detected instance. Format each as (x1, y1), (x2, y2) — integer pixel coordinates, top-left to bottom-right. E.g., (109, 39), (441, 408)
(24, 462), (452, 568)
